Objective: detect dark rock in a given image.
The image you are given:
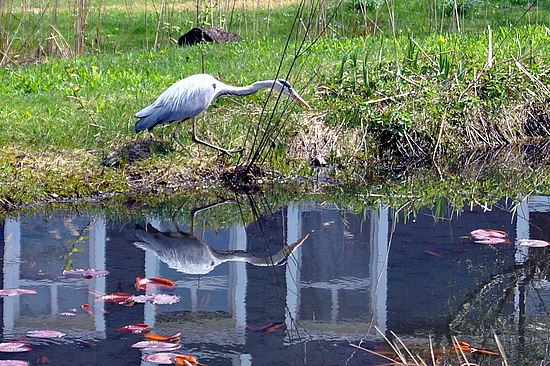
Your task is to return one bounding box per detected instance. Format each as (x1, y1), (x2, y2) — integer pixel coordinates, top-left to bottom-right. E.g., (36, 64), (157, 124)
(178, 27), (241, 46)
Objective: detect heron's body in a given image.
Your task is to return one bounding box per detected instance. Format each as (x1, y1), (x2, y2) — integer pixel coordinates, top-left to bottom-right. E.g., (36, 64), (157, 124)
(135, 74), (226, 132)
(134, 224), (309, 275)
(134, 73), (310, 155)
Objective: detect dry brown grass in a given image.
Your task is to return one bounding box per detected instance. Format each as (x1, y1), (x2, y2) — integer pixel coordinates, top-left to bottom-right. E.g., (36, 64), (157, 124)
(22, 0), (303, 13)
(287, 111), (370, 166)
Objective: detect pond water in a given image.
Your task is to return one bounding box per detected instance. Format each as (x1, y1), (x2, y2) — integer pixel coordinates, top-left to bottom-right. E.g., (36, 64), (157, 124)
(1, 196), (550, 365)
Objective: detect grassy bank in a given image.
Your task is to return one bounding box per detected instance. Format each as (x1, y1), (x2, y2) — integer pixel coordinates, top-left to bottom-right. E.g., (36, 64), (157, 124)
(1, 0), (550, 206)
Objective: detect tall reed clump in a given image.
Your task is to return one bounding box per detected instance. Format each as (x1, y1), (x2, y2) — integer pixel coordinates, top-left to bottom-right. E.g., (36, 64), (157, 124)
(313, 25), (550, 168)
(0, 0), (194, 64)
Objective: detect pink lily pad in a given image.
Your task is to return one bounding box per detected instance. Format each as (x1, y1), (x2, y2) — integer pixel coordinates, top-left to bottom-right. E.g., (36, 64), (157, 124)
(117, 323), (150, 334)
(470, 229), (507, 239)
(14, 289), (39, 295)
(474, 237), (511, 245)
(0, 361), (30, 366)
(0, 289), (38, 297)
(151, 294), (181, 305)
(0, 342), (32, 353)
(132, 295), (155, 303)
(131, 341), (181, 351)
(63, 268), (109, 279)
(519, 239), (550, 248)
(133, 294), (181, 305)
(27, 330), (66, 338)
(97, 292), (134, 304)
(141, 352), (183, 364)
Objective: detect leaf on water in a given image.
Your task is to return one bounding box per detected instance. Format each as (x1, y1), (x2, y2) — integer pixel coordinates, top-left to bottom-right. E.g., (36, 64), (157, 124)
(135, 276), (175, 291)
(141, 352), (183, 364)
(117, 323), (150, 334)
(97, 292), (134, 304)
(145, 332), (181, 343)
(0, 289), (38, 297)
(58, 309), (78, 317)
(133, 295), (155, 303)
(27, 330), (66, 338)
(0, 360), (30, 366)
(455, 342), (500, 356)
(423, 250), (441, 257)
(474, 237), (511, 245)
(173, 354), (207, 366)
(454, 341), (499, 357)
(519, 239), (550, 248)
(16, 289), (39, 295)
(133, 294), (181, 305)
(470, 345), (500, 356)
(63, 268), (109, 278)
(131, 341), (181, 351)
(470, 229), (508, 240)
(248, 321), (285, 333)
(151, 294), (181, 305)
(0, 342), (32, 353)
(454, 341), (471, 353)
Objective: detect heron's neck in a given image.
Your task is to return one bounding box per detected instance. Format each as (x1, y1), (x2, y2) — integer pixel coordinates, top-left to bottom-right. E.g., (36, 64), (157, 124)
(215, 80), (279, 98)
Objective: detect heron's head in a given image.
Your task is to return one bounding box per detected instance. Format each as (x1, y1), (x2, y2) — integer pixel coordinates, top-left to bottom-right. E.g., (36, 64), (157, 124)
(275, 79), (311, 110)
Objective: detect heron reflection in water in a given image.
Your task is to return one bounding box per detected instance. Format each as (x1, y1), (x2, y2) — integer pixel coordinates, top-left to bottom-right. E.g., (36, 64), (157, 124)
(134, 201), (309, 275)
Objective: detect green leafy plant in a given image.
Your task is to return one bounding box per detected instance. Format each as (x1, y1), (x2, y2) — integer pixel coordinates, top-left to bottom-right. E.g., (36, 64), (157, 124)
(61, 222), (91, 271)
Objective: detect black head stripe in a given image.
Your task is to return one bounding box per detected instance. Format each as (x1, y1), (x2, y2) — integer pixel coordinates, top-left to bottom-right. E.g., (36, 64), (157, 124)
(278, 79), (293, 89)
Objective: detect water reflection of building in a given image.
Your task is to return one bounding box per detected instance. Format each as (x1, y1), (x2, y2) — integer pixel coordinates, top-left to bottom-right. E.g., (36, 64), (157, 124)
(3, 196), (550, 364)
(0, 216), (107, 340)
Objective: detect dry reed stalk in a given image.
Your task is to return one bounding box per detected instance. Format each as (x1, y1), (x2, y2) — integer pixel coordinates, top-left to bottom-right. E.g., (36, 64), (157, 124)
(0, 12), (22, 66)
(48, 25), (73, 58)
(452, 0), (461, 33)
(74, 0), (91, 55)
(487, 25), (493, 68)
(0, 34), (16, 66)
(513, 55), (550, 99)
(411, 38), (438, 68)
(49, 0), (59, 55)
(153, 0), (167, 48)
(493, 333), (508, 366)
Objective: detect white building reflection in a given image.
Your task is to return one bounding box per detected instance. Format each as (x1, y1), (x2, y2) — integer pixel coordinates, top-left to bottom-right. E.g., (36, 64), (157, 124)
(2, 215), (107, 339)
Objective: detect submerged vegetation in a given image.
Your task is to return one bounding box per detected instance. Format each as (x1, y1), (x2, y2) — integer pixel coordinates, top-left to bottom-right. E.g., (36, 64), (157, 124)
(0, 0), (549, 208)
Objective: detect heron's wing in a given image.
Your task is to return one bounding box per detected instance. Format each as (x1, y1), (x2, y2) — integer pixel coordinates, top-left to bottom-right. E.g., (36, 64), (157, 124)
(134, 74), (218, 131)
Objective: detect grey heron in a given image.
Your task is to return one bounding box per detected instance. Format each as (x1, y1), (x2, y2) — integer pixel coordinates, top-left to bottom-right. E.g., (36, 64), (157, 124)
(134, 73), (311, 156)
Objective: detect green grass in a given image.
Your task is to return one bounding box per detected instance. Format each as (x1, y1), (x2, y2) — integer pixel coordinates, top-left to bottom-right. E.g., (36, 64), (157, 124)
(1, 0), (550, 206)
(1, 0), (549, 60)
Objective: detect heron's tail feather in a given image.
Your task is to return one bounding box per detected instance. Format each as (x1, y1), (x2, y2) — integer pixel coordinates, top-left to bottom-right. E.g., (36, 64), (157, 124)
(134, 104), (184, 132)
(134, 109), (159, 132)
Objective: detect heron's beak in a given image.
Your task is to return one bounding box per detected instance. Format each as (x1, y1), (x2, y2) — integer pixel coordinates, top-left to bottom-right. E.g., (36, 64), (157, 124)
(290, 90), (312, 110)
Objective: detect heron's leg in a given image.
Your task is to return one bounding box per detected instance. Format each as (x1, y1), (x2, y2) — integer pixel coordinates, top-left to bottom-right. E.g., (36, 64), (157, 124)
(173, 120), (192, 155)
(191, 117), (244, 156)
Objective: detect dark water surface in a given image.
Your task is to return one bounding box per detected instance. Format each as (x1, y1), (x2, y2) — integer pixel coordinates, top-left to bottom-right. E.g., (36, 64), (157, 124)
(1, 196), (550, 365)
